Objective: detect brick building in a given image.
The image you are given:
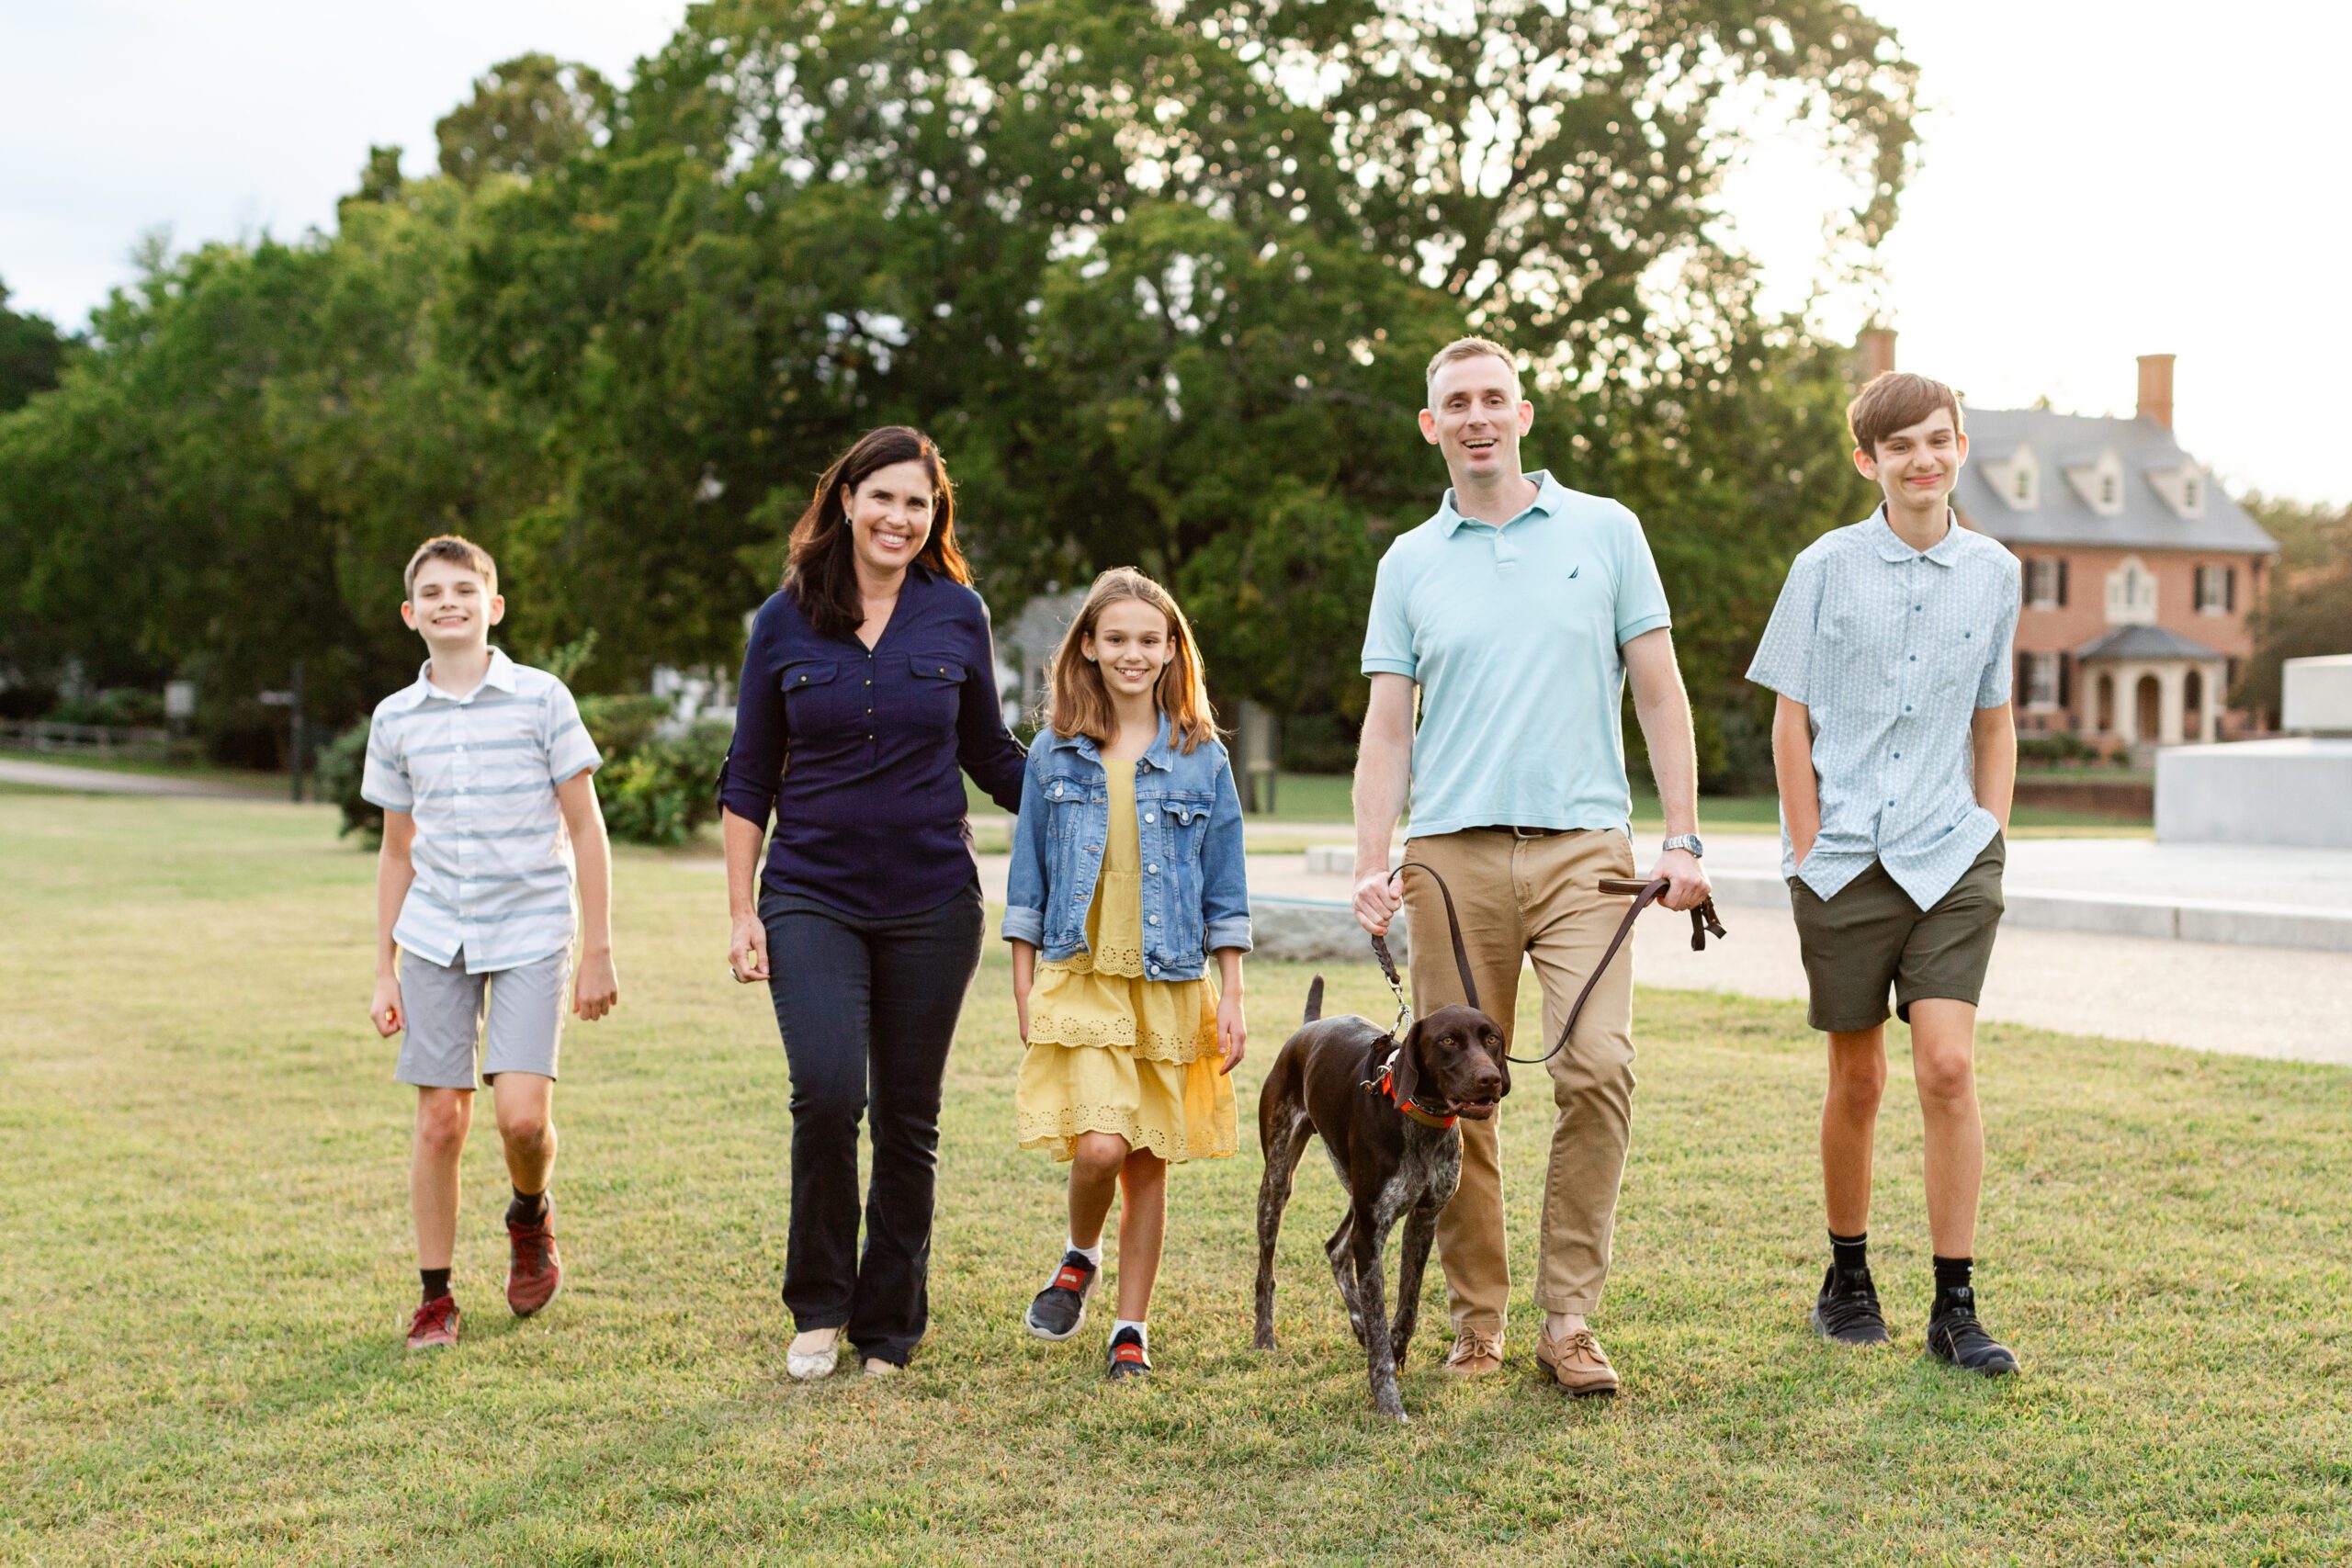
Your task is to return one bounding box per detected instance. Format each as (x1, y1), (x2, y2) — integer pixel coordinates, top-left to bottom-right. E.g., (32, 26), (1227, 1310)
(1864, 335), (2278, 745)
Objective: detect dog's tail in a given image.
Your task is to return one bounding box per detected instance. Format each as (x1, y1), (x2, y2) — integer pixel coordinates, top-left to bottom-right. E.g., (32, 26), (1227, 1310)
(1304, 975), (1324, 1024)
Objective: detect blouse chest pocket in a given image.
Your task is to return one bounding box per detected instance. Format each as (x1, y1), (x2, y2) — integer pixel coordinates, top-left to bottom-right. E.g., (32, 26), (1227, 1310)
(780, 660), (843, 732)
(905, 652), (966, 728)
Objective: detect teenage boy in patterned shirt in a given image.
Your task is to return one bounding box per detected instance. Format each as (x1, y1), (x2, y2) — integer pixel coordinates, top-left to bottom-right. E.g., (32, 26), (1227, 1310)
(364, 536), (618, 1351)
(1747, 373), (2022, 1375)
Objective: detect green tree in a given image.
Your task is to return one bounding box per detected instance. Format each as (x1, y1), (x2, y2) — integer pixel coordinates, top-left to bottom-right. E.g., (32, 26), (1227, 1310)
(435, 53), (613, 186)
(2236, 496), (2352, 722)
(0, 276), (69, 412)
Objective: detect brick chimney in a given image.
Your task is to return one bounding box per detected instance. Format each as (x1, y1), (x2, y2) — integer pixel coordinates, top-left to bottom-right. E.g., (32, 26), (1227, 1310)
(2136, 353), (2176, 430)
(1858, 327), (1898, 382)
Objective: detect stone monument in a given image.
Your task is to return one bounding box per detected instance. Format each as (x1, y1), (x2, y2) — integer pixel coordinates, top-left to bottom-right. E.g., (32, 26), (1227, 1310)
(2154, 653), (2352, 847)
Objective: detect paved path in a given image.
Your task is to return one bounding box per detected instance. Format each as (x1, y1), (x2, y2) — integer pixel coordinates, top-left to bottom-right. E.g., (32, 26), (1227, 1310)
(957, 851), (2352, 1067)
(0, 759), (276, 798)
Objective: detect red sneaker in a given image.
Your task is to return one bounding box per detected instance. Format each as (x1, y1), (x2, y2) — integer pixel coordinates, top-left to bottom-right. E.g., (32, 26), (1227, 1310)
(506, 1212), (562, 1317)
(406, 1293), (460, 1351)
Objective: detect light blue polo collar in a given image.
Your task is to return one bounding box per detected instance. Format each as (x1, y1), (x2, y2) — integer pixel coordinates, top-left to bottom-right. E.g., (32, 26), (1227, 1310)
(1046, 709), (1180, 772)
(1438, 469), (1569, 536)
(392, 647), (520, 709)
(1868, 505), (1967, 568)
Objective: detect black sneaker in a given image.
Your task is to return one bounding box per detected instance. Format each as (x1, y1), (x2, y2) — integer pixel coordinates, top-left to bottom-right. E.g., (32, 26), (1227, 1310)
(1023, 1250), (1098, 1341)
(1106, 1325), (1151, 1381)
(1809, 1265), (1892, 1346)
(1925, 1288), (2018, 1376)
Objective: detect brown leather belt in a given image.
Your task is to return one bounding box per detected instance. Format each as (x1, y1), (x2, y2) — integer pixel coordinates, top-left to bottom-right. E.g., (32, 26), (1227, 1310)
(1482, 824), (1573, 838)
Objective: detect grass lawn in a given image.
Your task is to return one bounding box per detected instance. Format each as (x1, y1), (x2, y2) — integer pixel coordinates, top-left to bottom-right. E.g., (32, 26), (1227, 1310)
(4, 794), (2339, 1564)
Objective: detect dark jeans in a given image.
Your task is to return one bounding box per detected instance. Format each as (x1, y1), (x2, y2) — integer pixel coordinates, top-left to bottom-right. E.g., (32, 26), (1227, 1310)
(760, 877), (984, 1365)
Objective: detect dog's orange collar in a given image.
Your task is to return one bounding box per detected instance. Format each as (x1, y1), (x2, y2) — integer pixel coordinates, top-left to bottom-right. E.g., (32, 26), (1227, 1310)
(1374, 1065), (1458, 1130)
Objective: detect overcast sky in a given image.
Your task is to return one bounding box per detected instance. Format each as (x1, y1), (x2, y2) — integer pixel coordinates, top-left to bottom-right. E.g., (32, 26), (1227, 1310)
(4, 1), (2345, 504)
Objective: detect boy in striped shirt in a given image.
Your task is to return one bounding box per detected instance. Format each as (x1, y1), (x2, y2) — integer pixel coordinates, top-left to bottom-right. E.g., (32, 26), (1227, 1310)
(363, 536), (618, 1351)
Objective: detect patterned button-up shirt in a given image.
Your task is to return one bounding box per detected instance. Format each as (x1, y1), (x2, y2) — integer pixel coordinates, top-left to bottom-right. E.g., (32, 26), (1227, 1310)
(1747, 508), (2019, 909)
(361, 649), (603, 973)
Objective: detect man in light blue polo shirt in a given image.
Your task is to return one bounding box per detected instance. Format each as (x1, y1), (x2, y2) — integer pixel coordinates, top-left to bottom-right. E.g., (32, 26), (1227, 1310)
(1747, 369), (2021, 1376)
(1352, 336), (1713, 1397)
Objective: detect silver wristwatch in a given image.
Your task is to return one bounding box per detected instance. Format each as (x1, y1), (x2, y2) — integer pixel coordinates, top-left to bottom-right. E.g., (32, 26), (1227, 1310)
(1662, 833), (1704, 859)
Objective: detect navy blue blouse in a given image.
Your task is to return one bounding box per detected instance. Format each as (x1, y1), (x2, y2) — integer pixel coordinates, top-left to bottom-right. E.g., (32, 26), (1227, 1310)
(718, 565), (1027, 919)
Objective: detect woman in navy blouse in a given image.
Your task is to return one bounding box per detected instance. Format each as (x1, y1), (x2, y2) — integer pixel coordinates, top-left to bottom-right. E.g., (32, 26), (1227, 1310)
(720, 426), (1027, 1381)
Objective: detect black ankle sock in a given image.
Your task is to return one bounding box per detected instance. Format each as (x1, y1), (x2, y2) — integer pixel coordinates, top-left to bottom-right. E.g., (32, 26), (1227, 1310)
(420, 1267), (452, 1304)
(1829, 1231), (1869, 1277)
(1932, 1254), (1974, 1305)
(507, 1188), (548, 1226)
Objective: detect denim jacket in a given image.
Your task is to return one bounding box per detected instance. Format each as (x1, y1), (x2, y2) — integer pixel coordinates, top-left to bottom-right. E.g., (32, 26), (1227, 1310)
(1001, 714), (1251, 979)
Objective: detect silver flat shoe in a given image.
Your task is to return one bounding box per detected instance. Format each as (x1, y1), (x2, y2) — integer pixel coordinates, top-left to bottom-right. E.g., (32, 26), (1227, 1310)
(786, 1329), (842, 1382)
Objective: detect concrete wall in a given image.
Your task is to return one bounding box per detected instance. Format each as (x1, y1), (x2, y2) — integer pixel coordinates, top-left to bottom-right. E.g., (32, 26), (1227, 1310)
(2155, 738), (2352, 848)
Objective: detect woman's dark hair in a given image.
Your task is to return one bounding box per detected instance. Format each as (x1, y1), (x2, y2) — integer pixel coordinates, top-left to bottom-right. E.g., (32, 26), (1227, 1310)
(782, 426), (970, 638)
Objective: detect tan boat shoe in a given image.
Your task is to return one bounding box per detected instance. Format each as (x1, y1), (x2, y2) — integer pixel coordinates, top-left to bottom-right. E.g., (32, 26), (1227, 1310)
(1534, 1325), (1620, 1397)
(1442, 1328), (1504, 1377)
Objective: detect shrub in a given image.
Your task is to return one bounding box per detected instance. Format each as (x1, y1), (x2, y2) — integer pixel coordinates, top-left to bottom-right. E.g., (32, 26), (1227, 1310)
(322, 696), (732, 852)
(595, 719), (732, 848)
(317, 719), (381, 845)
(2018, 731), (2098, 768)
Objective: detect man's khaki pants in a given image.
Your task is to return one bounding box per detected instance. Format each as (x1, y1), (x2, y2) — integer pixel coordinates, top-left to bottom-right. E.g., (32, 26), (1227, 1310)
(1401, 827), (1639, 1333)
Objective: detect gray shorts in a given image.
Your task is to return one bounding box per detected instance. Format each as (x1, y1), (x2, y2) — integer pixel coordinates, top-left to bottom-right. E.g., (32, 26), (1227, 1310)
(396, 945), (570, 1089)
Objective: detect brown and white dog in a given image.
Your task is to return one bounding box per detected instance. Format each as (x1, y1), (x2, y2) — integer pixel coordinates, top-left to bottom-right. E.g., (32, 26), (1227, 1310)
(1251, 976), (1510, 1421)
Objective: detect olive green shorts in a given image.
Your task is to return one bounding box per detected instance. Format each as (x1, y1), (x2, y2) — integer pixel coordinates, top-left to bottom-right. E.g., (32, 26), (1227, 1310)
(1789, 838), (2005, 1032)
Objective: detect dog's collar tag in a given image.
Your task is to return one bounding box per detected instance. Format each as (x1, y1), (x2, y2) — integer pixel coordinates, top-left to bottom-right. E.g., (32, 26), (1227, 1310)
(1369, 1043), (1457, 1130)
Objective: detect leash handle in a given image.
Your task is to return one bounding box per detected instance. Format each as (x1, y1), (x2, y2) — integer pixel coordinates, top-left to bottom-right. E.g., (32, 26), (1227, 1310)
(1503, 876), (1728, 1066)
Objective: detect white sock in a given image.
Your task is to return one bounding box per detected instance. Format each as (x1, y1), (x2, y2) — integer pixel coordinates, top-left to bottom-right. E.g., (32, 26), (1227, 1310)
(1111, 1317), (1148, 1352)
(1067, 1236), (1103, 1267)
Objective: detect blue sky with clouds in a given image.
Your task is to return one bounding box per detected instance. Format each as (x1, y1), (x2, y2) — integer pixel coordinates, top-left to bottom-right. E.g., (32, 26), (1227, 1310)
(4, 0), (2344, 503)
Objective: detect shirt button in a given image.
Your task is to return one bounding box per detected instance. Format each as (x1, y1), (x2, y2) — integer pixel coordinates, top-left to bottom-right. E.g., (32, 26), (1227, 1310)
(865, 679), (871, 686)
(1148, 914), (1159, 926)
(1147, 863), (1159, 874)
(1893, 750), (1901, 759)
(1905, 705), (1914, 713)
(1909, 654), (1917, 662)
(1887, 798), (1896, 807)
(1144, 812), (1156, 824)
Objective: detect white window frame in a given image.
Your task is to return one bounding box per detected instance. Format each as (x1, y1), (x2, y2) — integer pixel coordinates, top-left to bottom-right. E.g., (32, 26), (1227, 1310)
(2022, 652), (2061, 711)
(2025, 558), (2061, 610)
(2195, 564), (2232, 615)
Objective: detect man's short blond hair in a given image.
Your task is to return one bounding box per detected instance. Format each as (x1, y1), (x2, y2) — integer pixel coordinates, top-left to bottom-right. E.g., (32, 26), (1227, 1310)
(1424, 336), (1521, 404)
(403, 535), (498, 600)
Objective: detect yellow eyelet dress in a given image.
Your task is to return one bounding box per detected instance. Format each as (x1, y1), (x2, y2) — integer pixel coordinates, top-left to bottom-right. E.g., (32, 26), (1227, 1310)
(1015, 767), (1237, 1164)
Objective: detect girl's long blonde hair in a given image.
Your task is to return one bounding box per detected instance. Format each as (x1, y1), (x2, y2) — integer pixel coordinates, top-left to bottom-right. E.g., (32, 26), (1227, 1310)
(1045, 567), (1219, 753)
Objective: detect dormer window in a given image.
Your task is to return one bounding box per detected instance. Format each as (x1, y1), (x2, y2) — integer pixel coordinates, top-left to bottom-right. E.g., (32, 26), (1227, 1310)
(2066, 449), (2127, 516)
(2150, 462), (2209, 518)
(1986, 444), (2039, 511)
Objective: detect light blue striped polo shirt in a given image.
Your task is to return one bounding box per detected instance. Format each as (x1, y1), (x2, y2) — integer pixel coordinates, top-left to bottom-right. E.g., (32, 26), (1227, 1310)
(1747, 508), (2020, 909)
(361, 649), (603, 973)
(1362, 470), (1673, 839)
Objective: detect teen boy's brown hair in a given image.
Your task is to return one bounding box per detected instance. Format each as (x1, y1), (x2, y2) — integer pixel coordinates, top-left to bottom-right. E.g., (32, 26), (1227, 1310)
(403, 536), (499, 600)
(1847, 372), (1963, 457)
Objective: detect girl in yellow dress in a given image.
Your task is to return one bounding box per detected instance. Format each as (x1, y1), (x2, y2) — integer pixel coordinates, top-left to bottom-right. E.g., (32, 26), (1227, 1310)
(1000, 568), (1250, 1380)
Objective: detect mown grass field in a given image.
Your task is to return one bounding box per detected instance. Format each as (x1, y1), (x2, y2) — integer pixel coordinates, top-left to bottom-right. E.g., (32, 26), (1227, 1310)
(2, 792), (2341, 1564)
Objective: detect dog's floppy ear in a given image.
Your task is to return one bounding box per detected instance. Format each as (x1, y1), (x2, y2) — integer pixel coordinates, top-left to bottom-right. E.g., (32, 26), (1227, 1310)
(1387, 1019), (1425, 1110)
(1489, 1024), (1512, 1100)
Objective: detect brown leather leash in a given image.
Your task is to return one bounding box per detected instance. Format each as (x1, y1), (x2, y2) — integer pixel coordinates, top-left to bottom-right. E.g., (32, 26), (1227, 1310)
(1370, 864), (1726, 1069)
